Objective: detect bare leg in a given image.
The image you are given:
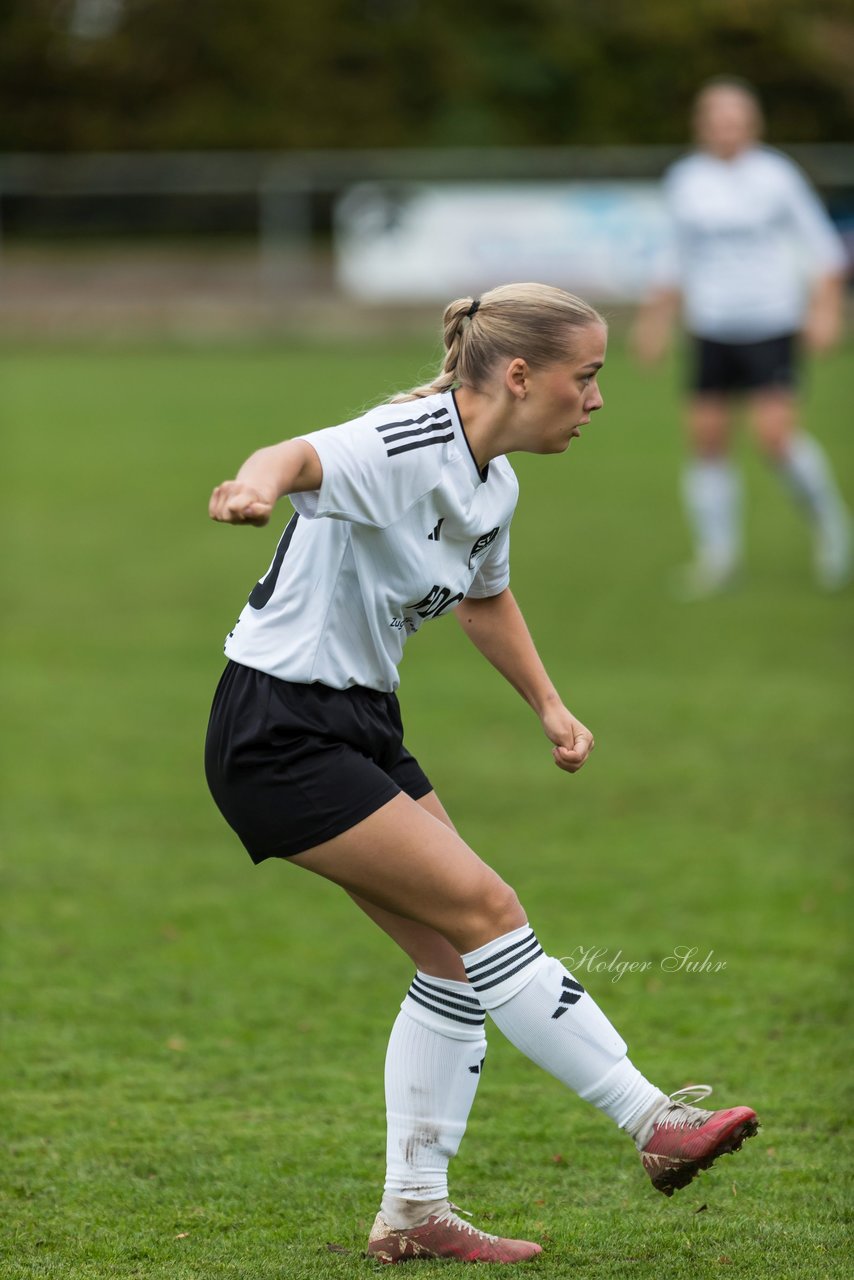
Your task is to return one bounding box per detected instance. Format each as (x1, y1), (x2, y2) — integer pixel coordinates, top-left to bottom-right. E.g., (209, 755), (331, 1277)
(347, 790), (468, 980)
(290, 791), (525, 953)
(688, 392), (732, 460)
(347, 792), (490, 1237)
(748, 387), (796, 459)
(290, 789), (663, 1127)
(289, 788), (757, 1237)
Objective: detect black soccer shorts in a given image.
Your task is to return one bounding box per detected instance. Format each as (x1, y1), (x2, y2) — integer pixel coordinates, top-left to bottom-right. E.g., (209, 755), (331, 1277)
(690, 332), (798, 394)
(205, 661), (433, 862)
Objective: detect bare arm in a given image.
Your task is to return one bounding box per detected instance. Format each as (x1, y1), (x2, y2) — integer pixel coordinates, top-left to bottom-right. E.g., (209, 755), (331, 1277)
(209, 439), (323, 526)
(455, 588), (594, 774)
(630, 287), (682, 365)
(803, 272), (845, 353)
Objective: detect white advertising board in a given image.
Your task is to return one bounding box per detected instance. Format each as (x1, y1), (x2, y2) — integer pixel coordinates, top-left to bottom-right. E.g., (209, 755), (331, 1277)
(334, 181), (670, 302)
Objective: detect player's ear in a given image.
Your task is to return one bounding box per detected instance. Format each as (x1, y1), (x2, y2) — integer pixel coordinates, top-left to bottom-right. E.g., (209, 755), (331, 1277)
(505, 358), (529, 400)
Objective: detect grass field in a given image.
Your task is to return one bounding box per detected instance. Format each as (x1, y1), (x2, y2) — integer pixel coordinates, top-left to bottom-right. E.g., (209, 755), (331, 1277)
(2, 333), (852, 1279)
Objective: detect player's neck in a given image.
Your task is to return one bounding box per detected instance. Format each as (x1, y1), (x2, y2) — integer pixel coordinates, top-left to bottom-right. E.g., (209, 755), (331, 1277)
(702, 140), (756, 163)
(454, 385), (514, 470)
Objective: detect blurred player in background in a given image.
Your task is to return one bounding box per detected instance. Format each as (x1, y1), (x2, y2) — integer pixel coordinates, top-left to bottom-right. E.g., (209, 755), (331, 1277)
(633, 76), (851, 597)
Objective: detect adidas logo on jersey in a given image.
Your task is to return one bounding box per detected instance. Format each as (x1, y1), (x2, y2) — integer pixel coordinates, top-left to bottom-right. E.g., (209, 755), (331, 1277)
(427, 518), (444, 541)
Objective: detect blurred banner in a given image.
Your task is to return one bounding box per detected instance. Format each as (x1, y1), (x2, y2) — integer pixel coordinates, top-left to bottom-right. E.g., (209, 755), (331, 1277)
(335, 182), (670, 302)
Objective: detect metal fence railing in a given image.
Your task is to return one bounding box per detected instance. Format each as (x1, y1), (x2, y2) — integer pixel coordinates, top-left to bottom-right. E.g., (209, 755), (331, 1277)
(2, 144), (851, 244)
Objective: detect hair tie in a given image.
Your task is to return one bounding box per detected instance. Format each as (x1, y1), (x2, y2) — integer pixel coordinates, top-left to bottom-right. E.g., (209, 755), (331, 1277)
(466, 300), (480, 318)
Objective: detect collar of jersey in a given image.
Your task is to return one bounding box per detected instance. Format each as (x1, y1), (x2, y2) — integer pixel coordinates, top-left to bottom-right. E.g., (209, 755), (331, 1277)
(449, 389), (489, 484)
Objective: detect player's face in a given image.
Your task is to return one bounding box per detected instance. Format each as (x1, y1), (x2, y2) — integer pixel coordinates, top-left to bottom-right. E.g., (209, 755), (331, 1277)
(693, 87), (760, 159)
(523, 322), (607, 454)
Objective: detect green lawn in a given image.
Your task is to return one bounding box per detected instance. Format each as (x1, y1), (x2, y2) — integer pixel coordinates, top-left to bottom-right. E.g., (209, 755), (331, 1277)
(2, 336), (851, 1279)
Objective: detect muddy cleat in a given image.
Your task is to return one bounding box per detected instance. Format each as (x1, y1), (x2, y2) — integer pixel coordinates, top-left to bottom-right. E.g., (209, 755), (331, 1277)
(636, 1084), (759, 1197)
(366, 1202), (543, 1264)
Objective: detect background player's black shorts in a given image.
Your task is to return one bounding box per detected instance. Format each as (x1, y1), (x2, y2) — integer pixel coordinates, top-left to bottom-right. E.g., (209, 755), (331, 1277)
(690, 332), (798, 394)
(205, 661), (433, 862)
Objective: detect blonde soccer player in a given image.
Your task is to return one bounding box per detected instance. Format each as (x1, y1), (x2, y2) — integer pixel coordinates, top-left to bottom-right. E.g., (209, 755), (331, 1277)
(206, 284), (759, 1263)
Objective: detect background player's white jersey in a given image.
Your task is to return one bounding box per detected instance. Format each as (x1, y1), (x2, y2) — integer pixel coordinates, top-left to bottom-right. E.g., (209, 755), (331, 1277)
(224, 391), (519, 691)
(658, 146), (847, 342)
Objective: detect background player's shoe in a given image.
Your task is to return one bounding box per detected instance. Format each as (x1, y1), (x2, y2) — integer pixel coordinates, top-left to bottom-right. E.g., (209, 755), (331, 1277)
(635, 1084), (759, 1196)
(671, 555), (740, 601)
(366, 1203), (542, 1264)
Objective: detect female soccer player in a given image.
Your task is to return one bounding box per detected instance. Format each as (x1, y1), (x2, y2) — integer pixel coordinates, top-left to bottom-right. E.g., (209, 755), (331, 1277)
(633, 77), (851, 598)
(206, 283), (758, 1264)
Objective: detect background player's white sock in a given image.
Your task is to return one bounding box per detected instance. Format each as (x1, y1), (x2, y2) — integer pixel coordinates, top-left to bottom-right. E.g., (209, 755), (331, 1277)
(381, 972), (487, 1229)
(777, 433), (839, 515)
(681, 458), (742, 572)
(462, 926), (666, 1134)
(776, 434), (851, 584)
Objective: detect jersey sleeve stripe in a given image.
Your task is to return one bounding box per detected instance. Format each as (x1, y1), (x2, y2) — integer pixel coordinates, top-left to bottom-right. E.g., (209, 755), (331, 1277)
(386, 432), (455, 458)
(375, 407), (450, 434)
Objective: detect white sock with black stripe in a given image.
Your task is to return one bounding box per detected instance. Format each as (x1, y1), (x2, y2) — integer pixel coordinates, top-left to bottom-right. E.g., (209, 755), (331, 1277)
(463, 925), (666, 1133)
(381, 972), (487, 1229)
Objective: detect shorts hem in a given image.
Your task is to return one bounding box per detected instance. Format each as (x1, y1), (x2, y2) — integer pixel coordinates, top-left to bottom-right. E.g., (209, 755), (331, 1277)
(404, 776), (434, 803)
(249, 781), (402, 862)
(249, 769), (435, 862)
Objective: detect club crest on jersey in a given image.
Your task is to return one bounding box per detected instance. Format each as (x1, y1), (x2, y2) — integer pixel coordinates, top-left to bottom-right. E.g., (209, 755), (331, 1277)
(468, 527), (499, 569)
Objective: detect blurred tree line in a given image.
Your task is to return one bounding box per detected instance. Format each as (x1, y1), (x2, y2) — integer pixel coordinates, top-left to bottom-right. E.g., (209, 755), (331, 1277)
(1, 0), (852, 152)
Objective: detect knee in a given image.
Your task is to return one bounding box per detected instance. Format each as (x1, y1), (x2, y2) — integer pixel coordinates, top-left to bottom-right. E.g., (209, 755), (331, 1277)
(456, 879), (526, 953)
(688, 399), (729, 459)
(750, 393), (796, 460)
(486, 879), (526, 934)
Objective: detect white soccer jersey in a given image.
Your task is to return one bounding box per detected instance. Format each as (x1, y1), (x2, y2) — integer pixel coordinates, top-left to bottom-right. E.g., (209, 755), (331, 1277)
(223, 391), (519, 692)
(657, 147), (848, 341)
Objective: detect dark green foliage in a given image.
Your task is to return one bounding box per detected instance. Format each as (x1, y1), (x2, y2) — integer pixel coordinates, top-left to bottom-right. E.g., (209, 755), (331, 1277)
(0, 0), (852, 151)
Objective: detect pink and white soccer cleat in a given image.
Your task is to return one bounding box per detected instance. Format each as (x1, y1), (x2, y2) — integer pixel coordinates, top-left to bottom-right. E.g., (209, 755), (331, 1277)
(366, 1203), (542, 1264)
(637, 1084), (759, 1196)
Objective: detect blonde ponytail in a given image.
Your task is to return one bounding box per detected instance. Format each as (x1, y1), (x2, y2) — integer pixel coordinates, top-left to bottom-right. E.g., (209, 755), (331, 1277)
(389, 284), (604, 404)
(388, 296), (479, 403)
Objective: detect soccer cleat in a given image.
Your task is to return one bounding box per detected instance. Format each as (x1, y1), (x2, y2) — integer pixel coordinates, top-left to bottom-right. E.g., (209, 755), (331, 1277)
(366, 1202), (543, 1264)
(636, 1084), (759, 1197)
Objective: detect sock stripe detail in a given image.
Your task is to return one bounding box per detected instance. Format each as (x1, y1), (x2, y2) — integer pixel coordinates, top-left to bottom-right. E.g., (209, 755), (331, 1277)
(464, 933), (544, 991)
(469, 949), (544, 993)
(464, 930), (539, 976)
(407, 977), (486, 1029)
(412, 976), (482, 1008)
(409, 988), (486, 1029)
